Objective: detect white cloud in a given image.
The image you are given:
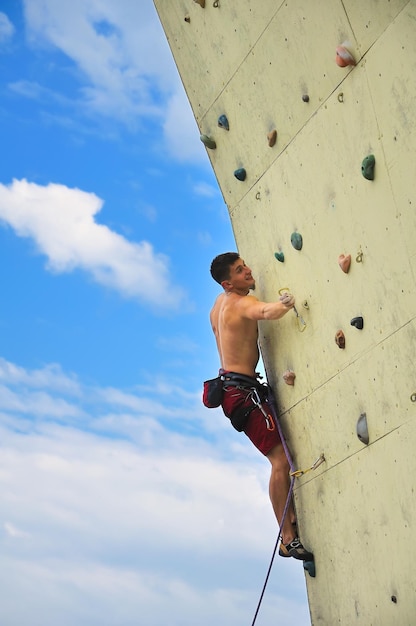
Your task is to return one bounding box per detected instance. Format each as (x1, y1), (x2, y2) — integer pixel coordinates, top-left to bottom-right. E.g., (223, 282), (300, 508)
(193, 181), (219, 198)
(0, 12), (15, 46)
(20, 0), (206, 162)
(0, 178), (187, 310)
(0, 356), (310, 625)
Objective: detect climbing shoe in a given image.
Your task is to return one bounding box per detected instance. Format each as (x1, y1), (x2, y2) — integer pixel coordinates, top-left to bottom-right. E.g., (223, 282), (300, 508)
(279, 537), (314, 561)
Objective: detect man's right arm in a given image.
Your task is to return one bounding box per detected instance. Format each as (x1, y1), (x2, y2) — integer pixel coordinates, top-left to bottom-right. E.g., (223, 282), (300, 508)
(239, 293), (295, 321)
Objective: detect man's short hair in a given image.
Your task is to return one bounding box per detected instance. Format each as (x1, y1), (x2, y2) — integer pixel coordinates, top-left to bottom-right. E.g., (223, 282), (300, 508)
(210, 252), (240, 284)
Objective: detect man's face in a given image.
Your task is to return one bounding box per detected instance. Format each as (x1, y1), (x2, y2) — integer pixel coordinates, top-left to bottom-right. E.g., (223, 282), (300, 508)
(227, 258), (256, 291)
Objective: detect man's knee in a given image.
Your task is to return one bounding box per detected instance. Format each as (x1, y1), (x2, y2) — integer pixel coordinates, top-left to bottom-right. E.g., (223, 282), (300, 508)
(267, 443), (290, 471)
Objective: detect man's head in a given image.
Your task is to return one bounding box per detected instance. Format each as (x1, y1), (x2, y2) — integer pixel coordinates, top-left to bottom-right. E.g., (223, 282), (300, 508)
(210, 252), (255, 293)
(210, 252), (240, 284)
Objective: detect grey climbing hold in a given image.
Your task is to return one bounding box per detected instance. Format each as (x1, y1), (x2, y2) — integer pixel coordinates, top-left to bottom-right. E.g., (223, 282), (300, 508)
(218, 114), (229, 131)
(193, 0), (205, 7)
(357, 412), (369, 445)
(274, 251), (284, 263)
(302, 94), (310, 103)
(303, 560), (316, 577)
(200, 134), (216, 149)
(234, 168), (246, 181)
(291, 232), (303, 250)
(350, 316), (364, 330)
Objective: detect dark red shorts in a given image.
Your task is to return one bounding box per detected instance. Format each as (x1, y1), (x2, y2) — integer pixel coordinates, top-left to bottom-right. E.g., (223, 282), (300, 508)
(221, 385), (282, 456)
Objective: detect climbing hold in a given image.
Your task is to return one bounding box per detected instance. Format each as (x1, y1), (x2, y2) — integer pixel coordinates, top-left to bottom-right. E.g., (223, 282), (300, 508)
(267, 129), (277, 147)
(274, 251), (284, 263)
(193, 0), (205, 7)
(200, 134), (216, 149)
(356, 248), (364, 263)
(234, 168), (246, 181)
(338, 253), (351, 274)
(335, 44), (356, 67)
(302, 300), (309, 310)
(184, 15), (191, 23)
(411, 392), (416, 403)
(302, 94), (310, 103)
(303, 560), (316, 578)
(283, 370), (296, 385)
(255, 191), (261, 200)
(335, 330), (345, 349)
(362, 154), (375, 180)
(350, 316), (364, 330)
(357, 412), (369, 445)
(218, 114), (229, 131)
(291, 232), (303, 250)
(337, 92), (344, 103)
(213, 0), (219, 6)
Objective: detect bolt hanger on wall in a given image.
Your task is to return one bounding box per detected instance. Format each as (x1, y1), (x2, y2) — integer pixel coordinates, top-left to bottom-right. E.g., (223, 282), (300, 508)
(279, 288), (307, 332)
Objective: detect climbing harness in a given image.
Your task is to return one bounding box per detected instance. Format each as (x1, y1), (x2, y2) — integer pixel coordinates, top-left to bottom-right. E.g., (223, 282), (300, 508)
(250, 388), (324, 626)
(278, 288), (307, 332)
(221, 372), (275, 431)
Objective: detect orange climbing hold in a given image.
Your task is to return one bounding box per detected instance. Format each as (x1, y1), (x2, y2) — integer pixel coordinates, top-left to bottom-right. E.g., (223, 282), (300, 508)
(267, 130), (277, 147)
(282, 370), (296, 385)
(338, 253), (351, 274)
(335, 330), (345, 349)
(335, 45), (356, 67)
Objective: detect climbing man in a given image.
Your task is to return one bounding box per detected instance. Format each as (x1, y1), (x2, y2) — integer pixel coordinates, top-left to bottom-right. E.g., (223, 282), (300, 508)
(209, 252), (313, 560)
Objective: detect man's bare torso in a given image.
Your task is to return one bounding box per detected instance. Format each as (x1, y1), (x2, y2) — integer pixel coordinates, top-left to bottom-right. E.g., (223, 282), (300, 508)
(210, 292), (259, 377)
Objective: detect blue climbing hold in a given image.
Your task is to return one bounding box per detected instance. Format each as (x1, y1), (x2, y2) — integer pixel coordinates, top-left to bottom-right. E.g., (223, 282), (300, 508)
(291, 232), (303, 250)
(274, 251), (285, 263)
(234, 168), (246, 181)
(218, 114), (229, 131)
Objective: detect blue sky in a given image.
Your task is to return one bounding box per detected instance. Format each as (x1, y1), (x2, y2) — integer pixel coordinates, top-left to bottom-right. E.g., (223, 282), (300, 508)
(0, 2), (310, 624)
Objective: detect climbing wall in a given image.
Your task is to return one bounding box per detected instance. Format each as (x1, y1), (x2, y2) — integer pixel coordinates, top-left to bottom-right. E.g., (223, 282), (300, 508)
(154, 0), (416, 623)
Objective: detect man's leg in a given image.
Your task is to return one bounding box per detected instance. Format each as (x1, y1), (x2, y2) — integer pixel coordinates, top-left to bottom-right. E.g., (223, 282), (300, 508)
(267, 443), (314, 560)
(266, 443), (296, 544)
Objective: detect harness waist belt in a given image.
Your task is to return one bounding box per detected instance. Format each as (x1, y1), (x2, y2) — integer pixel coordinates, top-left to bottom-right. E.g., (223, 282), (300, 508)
(221, 371), (265, 390)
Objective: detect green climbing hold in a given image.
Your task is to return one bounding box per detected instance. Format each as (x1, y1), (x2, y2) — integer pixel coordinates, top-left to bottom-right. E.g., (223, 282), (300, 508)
(234, 168), (246, 181)
(361, 154), (375, 180)
(291, 232), (303, 250)
(200, 134), (216, 149)
(274, 251), (285, 263)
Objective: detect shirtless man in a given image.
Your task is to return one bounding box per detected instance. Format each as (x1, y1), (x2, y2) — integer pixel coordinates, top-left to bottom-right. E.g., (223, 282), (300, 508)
(209, 252), (313, 560)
